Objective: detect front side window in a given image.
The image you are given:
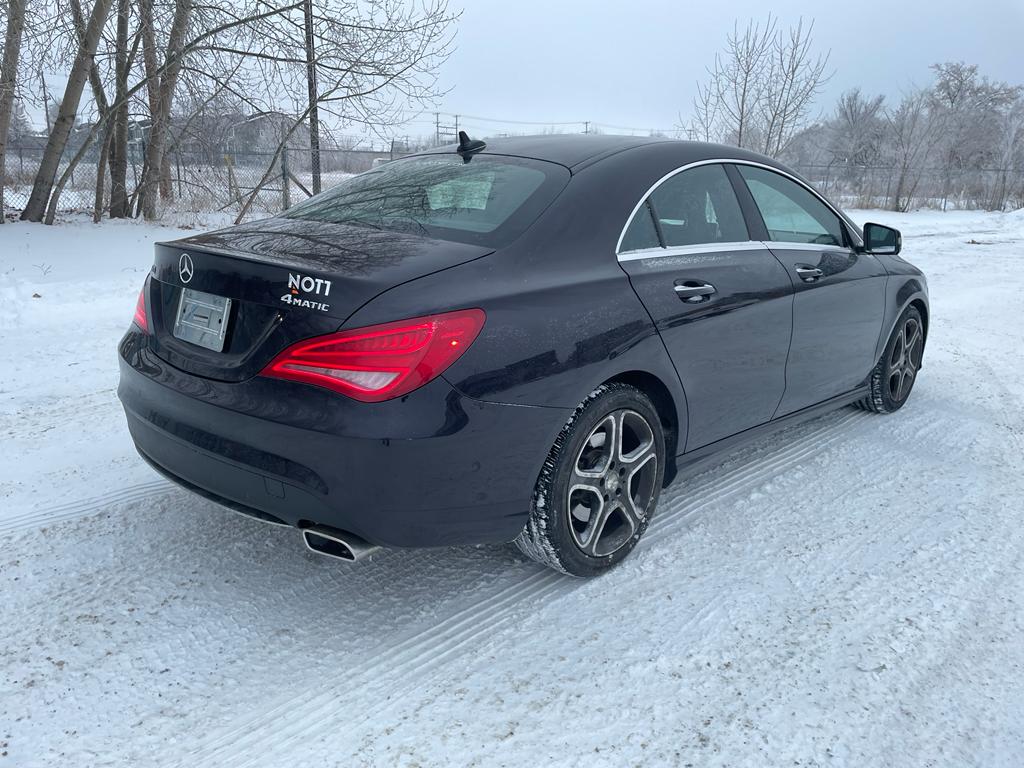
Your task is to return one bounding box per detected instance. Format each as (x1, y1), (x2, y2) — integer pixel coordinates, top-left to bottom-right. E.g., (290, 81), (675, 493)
(284, 155), (568, 247)
(738, 165), (845, 247)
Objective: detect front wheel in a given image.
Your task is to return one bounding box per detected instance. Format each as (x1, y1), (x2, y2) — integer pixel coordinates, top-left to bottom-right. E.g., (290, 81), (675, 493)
(515, 383), (666, 577)
(859, 305), (925, 413)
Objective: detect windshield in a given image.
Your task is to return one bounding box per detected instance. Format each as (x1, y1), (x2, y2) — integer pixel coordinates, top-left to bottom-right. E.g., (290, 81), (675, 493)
(283, 154), (569, 247)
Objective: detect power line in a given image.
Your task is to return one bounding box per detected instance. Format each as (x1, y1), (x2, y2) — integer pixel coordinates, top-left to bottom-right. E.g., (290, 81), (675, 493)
(431, 111), (587, 127)
(361, 110), (689, 152)
(393, 111), (682, 136)
(590, 121), (681, 135)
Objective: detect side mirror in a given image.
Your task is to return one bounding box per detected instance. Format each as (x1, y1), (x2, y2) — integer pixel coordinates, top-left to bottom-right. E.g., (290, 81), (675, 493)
(863, 222), (901, 255)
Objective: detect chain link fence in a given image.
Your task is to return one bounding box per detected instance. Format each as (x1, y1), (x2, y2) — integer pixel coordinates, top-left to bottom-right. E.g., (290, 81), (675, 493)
(4, 144), (1024, 219)
(2, 143), (393, 218)
(789, 163), (1024, 212)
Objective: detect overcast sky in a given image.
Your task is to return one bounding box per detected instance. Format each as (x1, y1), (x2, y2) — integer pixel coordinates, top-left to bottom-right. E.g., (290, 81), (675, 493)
(411, 0), (1024, 139)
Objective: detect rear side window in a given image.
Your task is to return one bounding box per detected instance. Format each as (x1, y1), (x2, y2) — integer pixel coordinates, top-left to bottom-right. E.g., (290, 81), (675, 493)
(619, 164), (749, 253)
(620, 202), (660, 252)
(648, 164), (749, 247)
(738, 165), (845, 247)
(284, 155), (569, 247)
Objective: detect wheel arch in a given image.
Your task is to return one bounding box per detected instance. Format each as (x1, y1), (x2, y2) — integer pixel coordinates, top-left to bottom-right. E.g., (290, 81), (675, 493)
(910, 297), (929, 344)
(601, 370), (681, 486)
(875, 279), (929, 364)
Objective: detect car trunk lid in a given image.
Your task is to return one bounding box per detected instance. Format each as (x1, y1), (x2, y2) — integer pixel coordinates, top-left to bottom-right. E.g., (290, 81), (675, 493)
(146, 217), (494, 383)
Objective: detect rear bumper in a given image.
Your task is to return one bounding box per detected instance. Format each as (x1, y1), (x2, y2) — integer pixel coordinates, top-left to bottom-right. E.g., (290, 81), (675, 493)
(117, 330), (567, 548)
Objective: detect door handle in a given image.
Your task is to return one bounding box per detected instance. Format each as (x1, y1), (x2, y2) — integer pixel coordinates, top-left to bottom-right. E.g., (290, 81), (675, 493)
(795, 265), (823, 282)
(674, 281), (717, 302)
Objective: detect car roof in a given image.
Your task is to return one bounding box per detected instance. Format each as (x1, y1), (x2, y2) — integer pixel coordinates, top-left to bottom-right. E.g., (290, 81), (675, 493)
(465, 134), (665, 168)
(417, 134), (777, 172)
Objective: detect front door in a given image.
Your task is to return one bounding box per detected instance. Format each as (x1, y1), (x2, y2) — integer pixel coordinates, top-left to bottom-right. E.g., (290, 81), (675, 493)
(733, 164), (888, 416)
(617, 163), (794, 451)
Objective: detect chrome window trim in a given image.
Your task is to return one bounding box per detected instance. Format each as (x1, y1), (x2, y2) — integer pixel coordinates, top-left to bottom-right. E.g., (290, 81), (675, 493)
(618, 241), (769, 263)
(762, 241), (853, 253)
(615, 157), (863, 259)
(619, 240), (853, 263)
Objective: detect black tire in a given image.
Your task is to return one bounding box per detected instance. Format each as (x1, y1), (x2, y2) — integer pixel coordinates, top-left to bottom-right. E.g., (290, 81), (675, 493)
(514, 383), (666, 577)
(858, 305), (925, 414)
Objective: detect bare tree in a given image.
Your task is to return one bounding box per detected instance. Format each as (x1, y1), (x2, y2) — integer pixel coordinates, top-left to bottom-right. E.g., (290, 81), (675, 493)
(826, 88), (886, 201)
(107, 0), (132, 217)
(772, 61), (1024, 211)
(831, 89), (886, 164)
(684, 15), (830, 158)
(10, 0), (454, 222)
(710, 16), (774, 149)
(885, 89), (942, 212)
(137, 0), (455, 220)
(929, 62), (1021, 209)
(989, 96), (1024, 210)
(0, 0), (28, 221)
(20, 0), (114, 221)
(137, 0), (190, 220)
(302, 0), (321, 194)
(687, 79), (720, 142)
(759, 18), (830, 157)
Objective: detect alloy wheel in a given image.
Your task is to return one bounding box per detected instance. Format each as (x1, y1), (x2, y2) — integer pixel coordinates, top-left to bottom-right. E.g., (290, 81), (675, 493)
(567, 409), (659, 557)
(887, 316), (924, 402)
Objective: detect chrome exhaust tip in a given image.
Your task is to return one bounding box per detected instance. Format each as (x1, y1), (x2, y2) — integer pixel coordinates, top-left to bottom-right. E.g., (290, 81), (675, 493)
(301, 525), (381, 562)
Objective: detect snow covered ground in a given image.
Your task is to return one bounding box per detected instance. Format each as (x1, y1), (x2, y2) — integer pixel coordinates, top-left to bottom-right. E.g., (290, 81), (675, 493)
(2, 209), (1024, 767)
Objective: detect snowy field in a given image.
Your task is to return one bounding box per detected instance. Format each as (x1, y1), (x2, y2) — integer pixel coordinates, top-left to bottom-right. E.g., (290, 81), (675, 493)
(2, 208), (1024, 767)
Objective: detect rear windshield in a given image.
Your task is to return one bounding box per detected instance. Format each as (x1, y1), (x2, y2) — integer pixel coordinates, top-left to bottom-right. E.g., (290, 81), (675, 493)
(283, 154), (569, 247)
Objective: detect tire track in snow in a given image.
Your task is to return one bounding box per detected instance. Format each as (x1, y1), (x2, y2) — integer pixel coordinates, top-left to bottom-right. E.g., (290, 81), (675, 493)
(645, 409), (865, 547)
(193, 590), (546, 764)
(327, 413), (868, 765)
(738, 397), (1024, 762)
(188, 408), (868, 767)
(0, 479), (173, 536)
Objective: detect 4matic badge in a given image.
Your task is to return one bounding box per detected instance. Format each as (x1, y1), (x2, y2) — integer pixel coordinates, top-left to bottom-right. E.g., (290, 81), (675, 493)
(281, 272), (332, 312)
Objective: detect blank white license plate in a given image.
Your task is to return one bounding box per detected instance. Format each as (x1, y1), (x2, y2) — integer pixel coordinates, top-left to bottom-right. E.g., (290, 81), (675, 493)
(173, 288), (232, 352)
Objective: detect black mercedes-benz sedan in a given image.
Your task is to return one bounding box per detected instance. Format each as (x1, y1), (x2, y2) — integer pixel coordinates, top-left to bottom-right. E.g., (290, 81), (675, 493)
(118, 133), (928, 576)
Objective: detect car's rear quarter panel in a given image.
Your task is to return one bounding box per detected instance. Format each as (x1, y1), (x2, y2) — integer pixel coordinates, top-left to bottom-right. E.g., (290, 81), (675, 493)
(344, 156), (692, 456)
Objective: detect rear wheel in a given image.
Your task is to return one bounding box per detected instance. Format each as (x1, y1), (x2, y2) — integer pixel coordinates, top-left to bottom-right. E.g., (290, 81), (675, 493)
(859, 305), (925, 413)
(515, 383), (665, 576)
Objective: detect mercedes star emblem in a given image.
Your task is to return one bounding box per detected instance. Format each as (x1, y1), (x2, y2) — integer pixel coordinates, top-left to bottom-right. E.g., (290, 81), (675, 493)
(179, 253), (194, 284)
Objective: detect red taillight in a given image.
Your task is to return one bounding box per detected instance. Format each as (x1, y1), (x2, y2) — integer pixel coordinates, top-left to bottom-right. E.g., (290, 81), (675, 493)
(260, 308), (486, 402)
(132, 282), (149, 333)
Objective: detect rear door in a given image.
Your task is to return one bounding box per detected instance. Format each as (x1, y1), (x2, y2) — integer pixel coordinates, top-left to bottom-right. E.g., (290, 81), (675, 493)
(617, 163), (794, 451)
(732, 164), (888, 416)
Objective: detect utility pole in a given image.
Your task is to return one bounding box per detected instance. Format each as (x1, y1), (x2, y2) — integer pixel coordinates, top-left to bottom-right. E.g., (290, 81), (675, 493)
(433, 113), (459, 145)
(281, 144), (291, 210)
(40, 73), (52, 133)
(303, 0), (321, 194)
(584, 121), (589, 134)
